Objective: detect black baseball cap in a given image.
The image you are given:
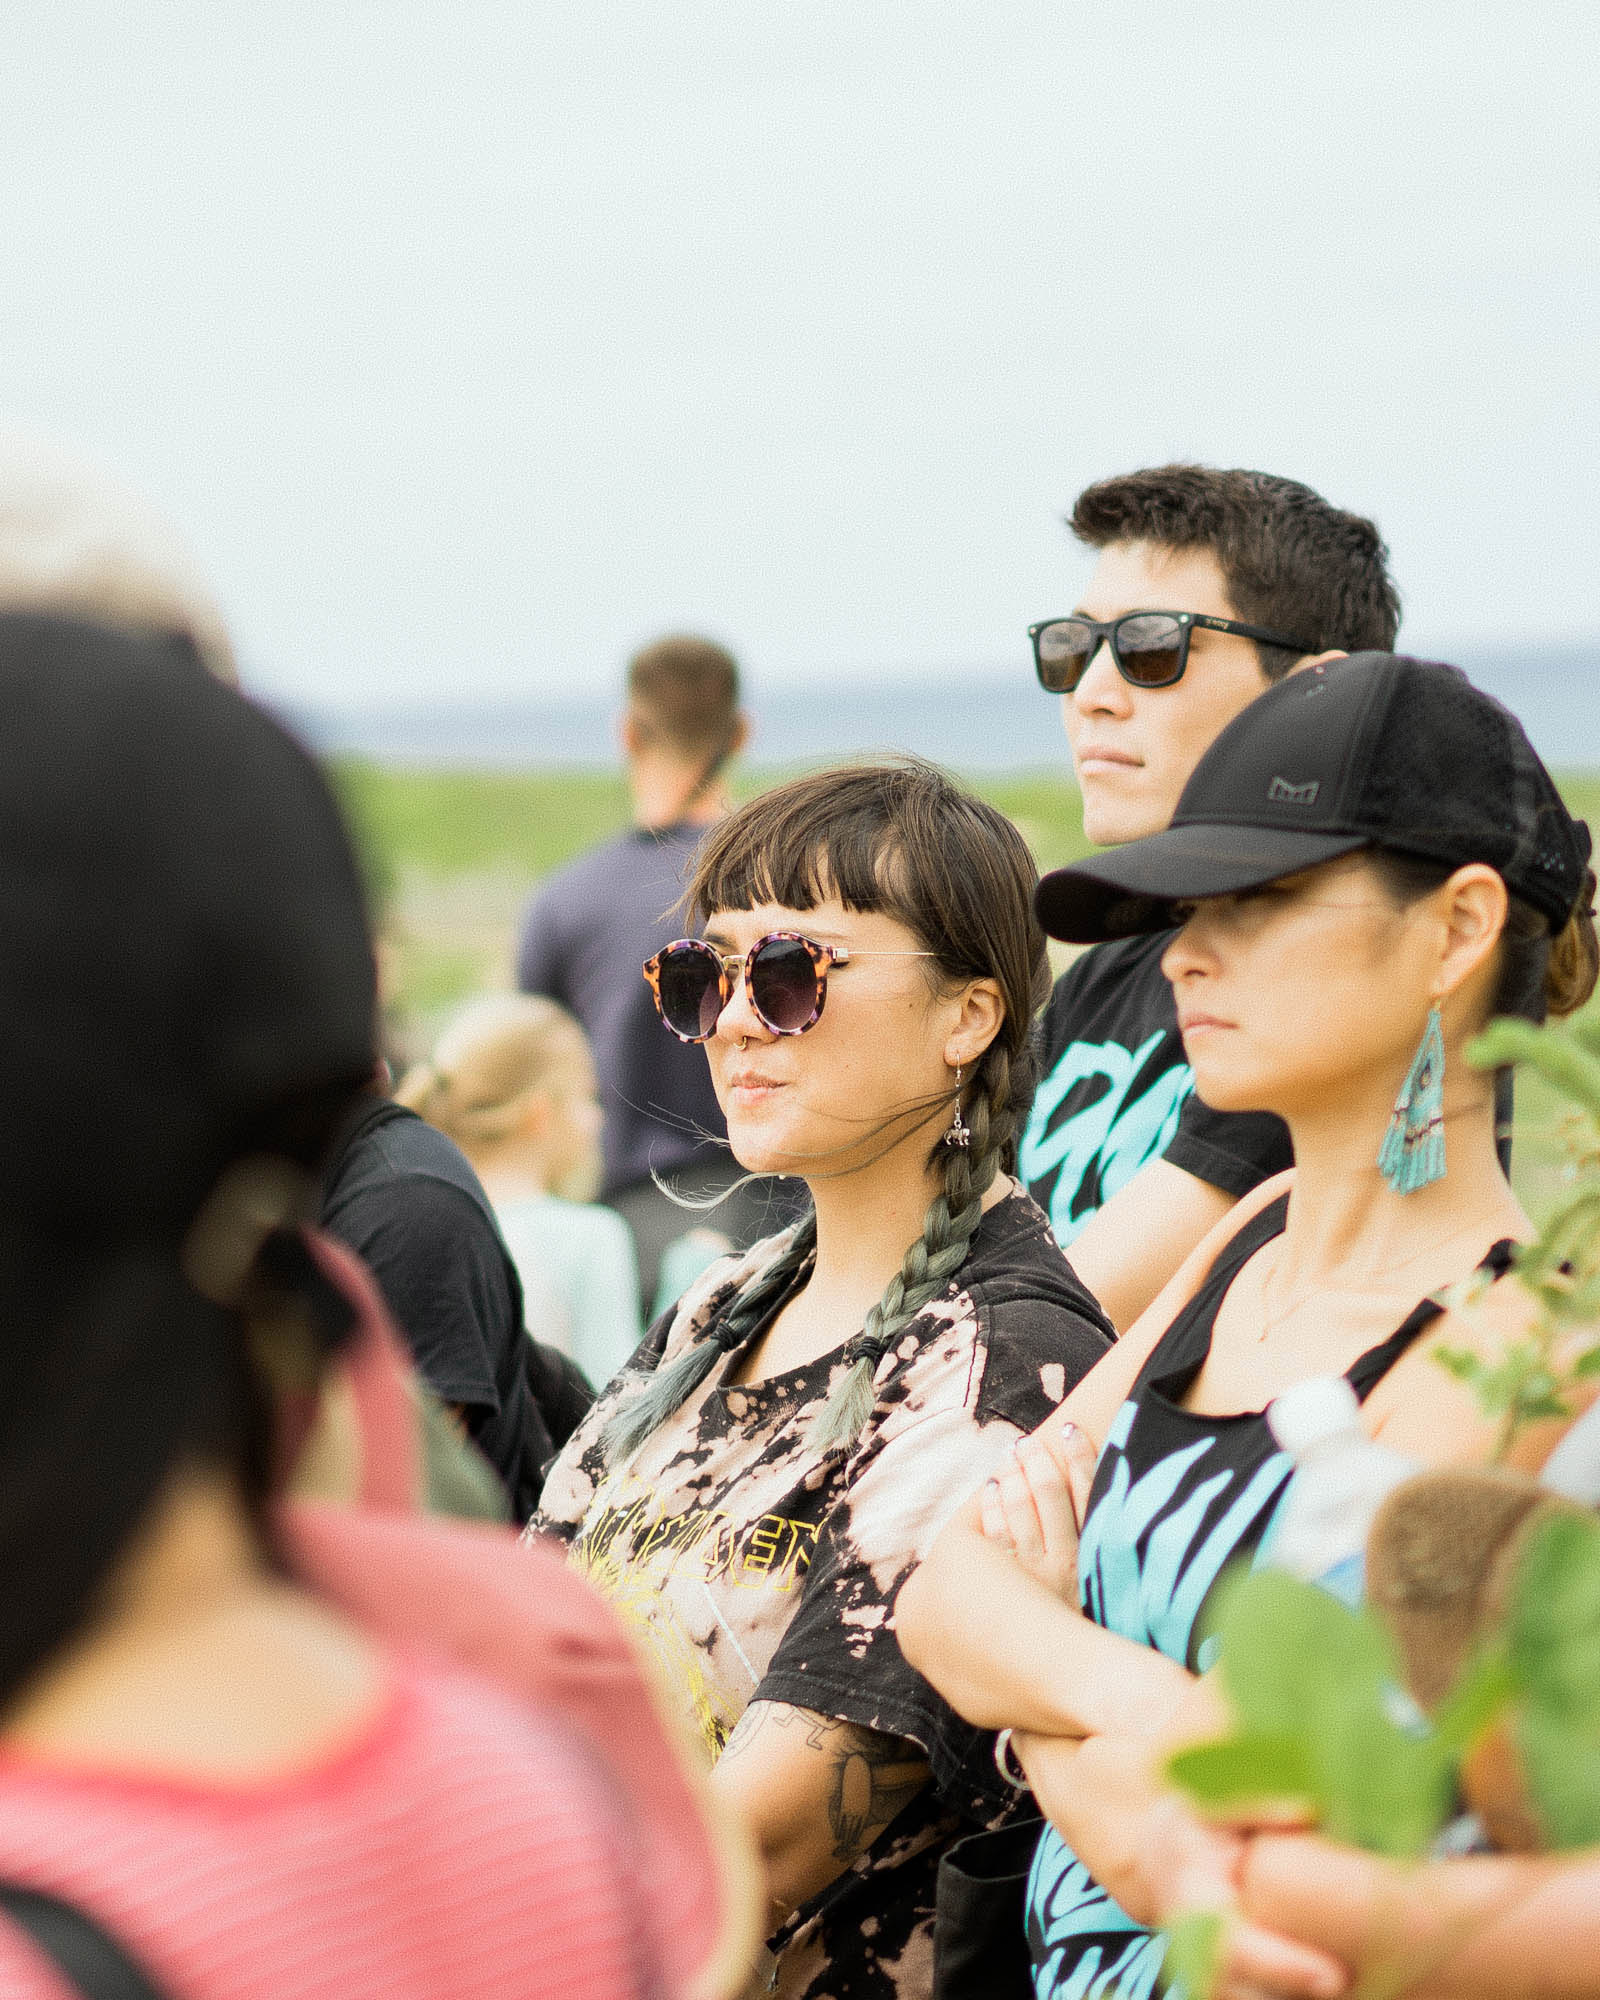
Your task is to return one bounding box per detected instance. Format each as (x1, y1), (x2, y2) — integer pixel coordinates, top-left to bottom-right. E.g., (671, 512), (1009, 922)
(0, 613), (377, 1243)
(1036, 652), (1592, 945)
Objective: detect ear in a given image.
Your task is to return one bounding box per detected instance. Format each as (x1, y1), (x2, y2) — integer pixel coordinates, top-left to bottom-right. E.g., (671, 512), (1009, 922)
(1287, 648), (1347, 675)
(1434, 863), (1509, 1006)
(728, 711), (751, 758)
(618, 709), (645, 759)
(944, 977), (1005, 1070)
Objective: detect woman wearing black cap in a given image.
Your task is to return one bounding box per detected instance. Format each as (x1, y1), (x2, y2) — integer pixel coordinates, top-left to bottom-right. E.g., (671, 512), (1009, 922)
(899, 654), (1600, 2000)
(0, 615), (742, 2000)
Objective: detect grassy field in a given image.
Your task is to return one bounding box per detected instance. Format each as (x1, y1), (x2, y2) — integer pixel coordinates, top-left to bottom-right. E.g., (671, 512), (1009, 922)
(334, 757), (1600, 1223)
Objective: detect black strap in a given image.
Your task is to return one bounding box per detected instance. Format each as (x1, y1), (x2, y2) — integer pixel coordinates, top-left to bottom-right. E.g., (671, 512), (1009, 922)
(1138, 1192), (1290, 1398)
(1348, 1234), (1520, 1399)
(0, 1885), (169, 2000)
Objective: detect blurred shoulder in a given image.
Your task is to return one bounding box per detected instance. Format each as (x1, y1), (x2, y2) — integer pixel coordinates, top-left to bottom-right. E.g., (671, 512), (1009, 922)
(524, 827), (647, 911)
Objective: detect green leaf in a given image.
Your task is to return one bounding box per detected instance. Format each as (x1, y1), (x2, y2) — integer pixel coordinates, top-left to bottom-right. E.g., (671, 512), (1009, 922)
(1506, 1512), (1600, 1848)
(1469, 1020), (1600, 1120)
(1200, 1572), (1453, 1856)
(1532, 1191), (1600, 1274)
(1510, 1513), (1600, 1729)
(1431, 1642), (1515, 1757)
(1160, 1909), (1224, 2000)
(1166, 1733), (1317, 1817)
(1214, 1569), (1393, 1739)
(1572, 1346), (1600, 1379)
(1516, 1710), (1600, 1848)
(1199, 1570), (1462, 1858)
(1312, 1696), (1452, 1857)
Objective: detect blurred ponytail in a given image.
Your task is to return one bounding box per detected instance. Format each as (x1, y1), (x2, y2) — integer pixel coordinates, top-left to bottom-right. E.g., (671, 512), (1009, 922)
(1373, 851), (1599, 1026)
(0, 1075), (363, 1712)
(1544, 869), (1599, 1018)
(395, 995), (590, 1161)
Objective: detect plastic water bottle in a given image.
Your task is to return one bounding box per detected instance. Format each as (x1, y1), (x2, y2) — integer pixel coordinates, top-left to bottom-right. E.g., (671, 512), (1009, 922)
(1540, 1398), (1600, 1505)
(1264, 1376), (1419, 1607)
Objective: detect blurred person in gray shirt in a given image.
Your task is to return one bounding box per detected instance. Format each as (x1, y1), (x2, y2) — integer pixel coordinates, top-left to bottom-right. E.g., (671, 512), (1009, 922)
(516, 634), (799, 1313)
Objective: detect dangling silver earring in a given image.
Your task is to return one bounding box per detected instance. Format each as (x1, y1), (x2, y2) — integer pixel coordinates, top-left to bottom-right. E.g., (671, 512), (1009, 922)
(945, 1063), (970, 1149)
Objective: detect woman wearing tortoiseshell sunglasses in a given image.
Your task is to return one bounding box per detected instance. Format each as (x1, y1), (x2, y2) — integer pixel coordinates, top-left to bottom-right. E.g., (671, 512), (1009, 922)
(532, 758), (1114, 2000)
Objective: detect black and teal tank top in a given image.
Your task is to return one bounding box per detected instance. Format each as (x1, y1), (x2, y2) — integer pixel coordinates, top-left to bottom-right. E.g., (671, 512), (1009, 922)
(1024, 1193), (1515, 1999)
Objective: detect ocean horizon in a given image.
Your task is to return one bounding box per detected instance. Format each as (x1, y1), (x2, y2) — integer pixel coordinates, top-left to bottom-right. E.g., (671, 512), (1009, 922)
(278, 639), (1600, 773)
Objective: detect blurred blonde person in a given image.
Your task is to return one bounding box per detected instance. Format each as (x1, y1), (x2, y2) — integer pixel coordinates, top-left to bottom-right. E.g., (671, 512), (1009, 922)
(399, 996), (645, 1387)
(0, 433), (237, 679)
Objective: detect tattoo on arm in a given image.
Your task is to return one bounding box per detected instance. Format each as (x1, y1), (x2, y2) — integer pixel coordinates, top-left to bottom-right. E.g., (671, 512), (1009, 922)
(719, 1704), (928, 1854)
(824, 1723), (928, 1861)
(715, 1703), (930, 1920)
(718, 1699), (824, 1764)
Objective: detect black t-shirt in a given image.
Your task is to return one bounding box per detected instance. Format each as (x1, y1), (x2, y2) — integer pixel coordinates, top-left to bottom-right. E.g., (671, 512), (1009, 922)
(320, 1098), (544, 1521)
(535, 1187), (1113, 1998)
(1019, 933), (1294, 1248)
(1020, 933), (1514, 1251)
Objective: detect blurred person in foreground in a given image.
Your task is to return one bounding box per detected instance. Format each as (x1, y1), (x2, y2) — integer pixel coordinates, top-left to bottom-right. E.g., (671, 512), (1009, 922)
(1018, 465), (1401, 1329)
(398, 994), (645, 1389)
(516, 633), (801, 1312)
(0, 612), (753, 2000)
(0, 431), (238, 678)
(0, 437), (579, 1519)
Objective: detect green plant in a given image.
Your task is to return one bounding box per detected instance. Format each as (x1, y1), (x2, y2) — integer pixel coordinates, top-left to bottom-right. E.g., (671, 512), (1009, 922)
(1507, 1509), (1600, 1848)
(1168, 1570), (1503, 1860)
(1434, 1013), (1600, 1457)
(1158, 1510), (1600, 1997)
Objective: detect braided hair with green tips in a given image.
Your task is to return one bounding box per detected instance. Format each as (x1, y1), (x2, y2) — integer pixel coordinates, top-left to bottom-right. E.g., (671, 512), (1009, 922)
(600, 756), (1050, 1471)
(601, 1216), (817, 1468)
(809, 1037), (1023, 1453)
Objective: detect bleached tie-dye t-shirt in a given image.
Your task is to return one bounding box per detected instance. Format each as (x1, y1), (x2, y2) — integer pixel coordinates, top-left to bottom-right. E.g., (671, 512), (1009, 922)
(532, 1185), (1112, 2000)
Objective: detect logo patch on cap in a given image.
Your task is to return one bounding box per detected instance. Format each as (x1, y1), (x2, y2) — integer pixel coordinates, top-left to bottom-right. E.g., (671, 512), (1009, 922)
(1267, 776), (1320, 806)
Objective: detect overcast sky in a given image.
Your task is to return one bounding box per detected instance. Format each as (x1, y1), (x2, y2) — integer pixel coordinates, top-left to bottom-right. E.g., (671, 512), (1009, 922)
(0, 2), (1594, 706)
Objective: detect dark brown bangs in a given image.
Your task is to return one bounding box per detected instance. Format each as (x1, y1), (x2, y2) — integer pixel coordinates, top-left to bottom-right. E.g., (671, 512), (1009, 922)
(690, 764), (923, 932)
(686, 758), (1047, 1008)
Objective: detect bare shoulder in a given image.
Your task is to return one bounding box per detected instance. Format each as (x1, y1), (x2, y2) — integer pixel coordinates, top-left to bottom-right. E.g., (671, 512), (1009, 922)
(1374, 1249), (1600, 1472)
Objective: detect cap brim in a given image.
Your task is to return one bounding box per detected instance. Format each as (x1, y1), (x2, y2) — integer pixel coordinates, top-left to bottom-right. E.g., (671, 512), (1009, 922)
(1035, 823), (1370, 943)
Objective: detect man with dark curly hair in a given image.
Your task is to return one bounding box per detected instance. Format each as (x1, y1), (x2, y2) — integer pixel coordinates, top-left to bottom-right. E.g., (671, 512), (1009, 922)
(1020, 464), (1402, 1329)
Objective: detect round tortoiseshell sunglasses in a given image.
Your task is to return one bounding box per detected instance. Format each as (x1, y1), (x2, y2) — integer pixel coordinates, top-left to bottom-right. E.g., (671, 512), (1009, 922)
(643, 931), (935, 1043)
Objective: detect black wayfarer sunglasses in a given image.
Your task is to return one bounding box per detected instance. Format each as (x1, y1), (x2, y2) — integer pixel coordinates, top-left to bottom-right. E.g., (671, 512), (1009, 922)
(1029, 610), (1319, 695)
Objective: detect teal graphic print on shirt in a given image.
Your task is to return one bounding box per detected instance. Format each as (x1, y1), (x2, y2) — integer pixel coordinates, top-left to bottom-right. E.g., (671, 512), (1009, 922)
(1024, 1846), (1167, 2000)
(1018, 1032), (1194, 1245)
(1025, 1397), (1294, 1999)
(1077, 1402), (1292, 1674)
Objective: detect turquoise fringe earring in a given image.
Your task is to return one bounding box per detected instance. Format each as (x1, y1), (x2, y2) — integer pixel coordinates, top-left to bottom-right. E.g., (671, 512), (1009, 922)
(1378, 1005), (1447, 1193)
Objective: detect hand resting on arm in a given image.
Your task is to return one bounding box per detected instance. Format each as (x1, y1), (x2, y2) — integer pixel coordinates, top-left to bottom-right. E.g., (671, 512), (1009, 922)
(898, 1410), (1191, 1739)
(897, 1180), (1296, 1742)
